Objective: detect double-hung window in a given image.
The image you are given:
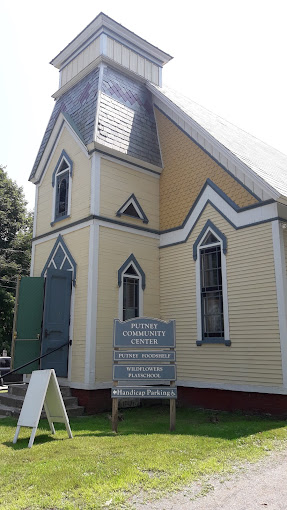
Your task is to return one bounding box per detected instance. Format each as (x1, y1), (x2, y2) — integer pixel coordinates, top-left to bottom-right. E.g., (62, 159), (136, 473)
(194, 223), (230, 346)
(51, 151), (73, 224)
(200, 233), (224, 339)
(118, 255), (145, 321)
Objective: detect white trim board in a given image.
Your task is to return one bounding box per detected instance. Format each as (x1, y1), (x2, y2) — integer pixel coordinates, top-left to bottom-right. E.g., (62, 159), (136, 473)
(85, 223), (99, 385)
(160, 184), (278, 247)
(32, 219), (94, 246)
(272, 220), (287, 388)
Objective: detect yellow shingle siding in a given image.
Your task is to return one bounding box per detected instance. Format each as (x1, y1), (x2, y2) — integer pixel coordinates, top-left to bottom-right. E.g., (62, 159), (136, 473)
(32, 226), (90, 384)
(155, 109), (258, 231)
(160, 204), (282, 387)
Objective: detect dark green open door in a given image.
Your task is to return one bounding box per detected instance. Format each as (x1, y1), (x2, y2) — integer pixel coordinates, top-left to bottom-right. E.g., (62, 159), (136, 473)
(12, 276), (45, 373)
(40, 268), (72, 377)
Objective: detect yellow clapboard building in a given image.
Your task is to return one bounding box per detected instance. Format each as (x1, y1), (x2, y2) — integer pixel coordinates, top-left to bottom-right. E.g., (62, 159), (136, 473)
(16, 13), (287, 414)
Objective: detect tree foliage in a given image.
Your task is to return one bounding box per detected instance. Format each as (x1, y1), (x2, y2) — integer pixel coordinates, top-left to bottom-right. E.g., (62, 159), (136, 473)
(0, 165), (33, 354)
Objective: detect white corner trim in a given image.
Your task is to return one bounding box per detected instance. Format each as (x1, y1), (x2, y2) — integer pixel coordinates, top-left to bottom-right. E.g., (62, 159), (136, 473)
(91, 152), (101, 215)
(85, 222), (99, 386)
(100, 33), (108, 55)
(160, 185), (278, 247)
(32, 185), (38, 238)
(272, 221), (287, 388)
(93, 62), (104, 143)
(29, 243), (35, 277)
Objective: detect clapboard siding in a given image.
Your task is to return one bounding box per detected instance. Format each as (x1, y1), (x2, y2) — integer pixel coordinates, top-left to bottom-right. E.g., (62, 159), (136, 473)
(60, 37), (101, 87)
(100, 158), (159, 230)
(106, 37), (160, 85)
(160, 204), (282, 387)
(32, 226), (90, 383)
(36, 127), (90, 237)
(95, 226), (160, 382)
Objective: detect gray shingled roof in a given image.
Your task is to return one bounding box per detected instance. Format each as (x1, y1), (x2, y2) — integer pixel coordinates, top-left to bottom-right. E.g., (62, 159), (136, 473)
(150, 83), (287, 198)
(30, 68), (99, 180)
(97, 67), (162, 167)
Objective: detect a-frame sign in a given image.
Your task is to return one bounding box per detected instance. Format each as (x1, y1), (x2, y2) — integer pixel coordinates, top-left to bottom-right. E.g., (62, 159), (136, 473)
(13, 369), (73, 448)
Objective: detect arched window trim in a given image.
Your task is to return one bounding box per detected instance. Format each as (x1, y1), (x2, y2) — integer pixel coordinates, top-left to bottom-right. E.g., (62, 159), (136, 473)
(194, 222), (230, 346)
(51, 150), (73, 225)
(118, 254), (145, 320)
(41, 234), (77, 286)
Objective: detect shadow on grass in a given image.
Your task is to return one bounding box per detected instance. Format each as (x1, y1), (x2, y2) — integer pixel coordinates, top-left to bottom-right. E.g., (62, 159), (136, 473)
(1, 406), (286, 448)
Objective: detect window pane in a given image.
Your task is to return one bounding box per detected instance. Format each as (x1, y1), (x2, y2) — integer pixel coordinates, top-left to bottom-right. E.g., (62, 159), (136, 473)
(123, 277), (139, 321)
(56, 171), (69, 218)
(200, 245), (224, 338)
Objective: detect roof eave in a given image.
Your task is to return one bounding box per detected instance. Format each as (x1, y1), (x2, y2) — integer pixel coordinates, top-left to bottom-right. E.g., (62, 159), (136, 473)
(50, 12), (173, 70)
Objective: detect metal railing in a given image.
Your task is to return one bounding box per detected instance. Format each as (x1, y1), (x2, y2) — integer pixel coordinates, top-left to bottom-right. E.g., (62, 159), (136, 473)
(0, 340), (72, 386)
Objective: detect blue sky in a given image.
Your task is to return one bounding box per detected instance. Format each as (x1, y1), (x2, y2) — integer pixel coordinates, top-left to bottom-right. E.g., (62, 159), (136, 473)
(1, 0), (286, 210)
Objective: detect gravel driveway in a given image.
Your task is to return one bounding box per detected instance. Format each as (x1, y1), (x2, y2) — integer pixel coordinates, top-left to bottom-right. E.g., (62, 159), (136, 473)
(133, 449), (287, 510)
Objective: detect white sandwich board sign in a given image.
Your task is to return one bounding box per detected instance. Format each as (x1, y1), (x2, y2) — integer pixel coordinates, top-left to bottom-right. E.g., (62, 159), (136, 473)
(13, 369), (73, 448)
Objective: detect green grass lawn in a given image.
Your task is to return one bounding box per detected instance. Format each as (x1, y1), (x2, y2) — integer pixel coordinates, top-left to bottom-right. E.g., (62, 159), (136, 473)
(0, 406), (287, 510)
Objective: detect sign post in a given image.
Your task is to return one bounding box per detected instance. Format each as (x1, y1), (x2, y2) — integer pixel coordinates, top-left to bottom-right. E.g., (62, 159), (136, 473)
(112, 318), (176, 432)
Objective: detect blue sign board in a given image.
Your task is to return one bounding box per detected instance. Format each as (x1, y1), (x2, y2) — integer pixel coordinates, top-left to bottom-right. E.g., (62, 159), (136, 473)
(113, 318), (176, 348)
(113, 350), (176, 362)
(113, 364), (176, 381)
(111, 387), (177, 399)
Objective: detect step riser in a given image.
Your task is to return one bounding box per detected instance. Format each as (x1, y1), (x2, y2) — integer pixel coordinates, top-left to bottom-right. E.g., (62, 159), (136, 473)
(1, 383), (84, 419)
(0, 394), (79, 409)
(9, 384), (72, 398)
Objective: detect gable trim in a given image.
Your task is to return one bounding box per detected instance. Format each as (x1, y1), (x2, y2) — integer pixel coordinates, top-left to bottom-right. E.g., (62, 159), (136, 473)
(41, 234), (77, 285)
(116, 193), (149, 224)
(160, 181), (279, 248)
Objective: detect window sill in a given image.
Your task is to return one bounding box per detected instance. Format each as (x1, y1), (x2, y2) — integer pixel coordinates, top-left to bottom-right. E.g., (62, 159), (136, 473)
(50, 215), (70, 226)
(196, 338), (231, 346)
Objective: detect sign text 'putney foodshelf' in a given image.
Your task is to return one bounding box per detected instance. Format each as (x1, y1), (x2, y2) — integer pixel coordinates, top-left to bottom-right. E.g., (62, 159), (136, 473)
(112, 387), (177, 399)
(113, 318), (176, 348)
(113, 350), (176, 362)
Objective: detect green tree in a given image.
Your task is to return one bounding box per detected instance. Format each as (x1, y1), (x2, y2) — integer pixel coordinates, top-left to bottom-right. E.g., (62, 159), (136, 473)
(0, 165), (33, 355)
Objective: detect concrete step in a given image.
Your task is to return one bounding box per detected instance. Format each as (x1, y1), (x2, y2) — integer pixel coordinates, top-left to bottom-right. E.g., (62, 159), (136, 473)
(0, 393), (79, 409)
(0, 382), (85, 419)
(8, 384), (72, 398)
(0, 403), (85, 419)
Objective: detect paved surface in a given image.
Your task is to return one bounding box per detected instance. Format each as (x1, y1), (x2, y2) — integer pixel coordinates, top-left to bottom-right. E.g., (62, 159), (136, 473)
(133, 449), (287, 509)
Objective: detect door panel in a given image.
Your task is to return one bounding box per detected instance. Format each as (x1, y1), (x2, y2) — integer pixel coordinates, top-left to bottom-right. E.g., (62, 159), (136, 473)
(41, 268), (72, 377)
(12, 277), (45, 373)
